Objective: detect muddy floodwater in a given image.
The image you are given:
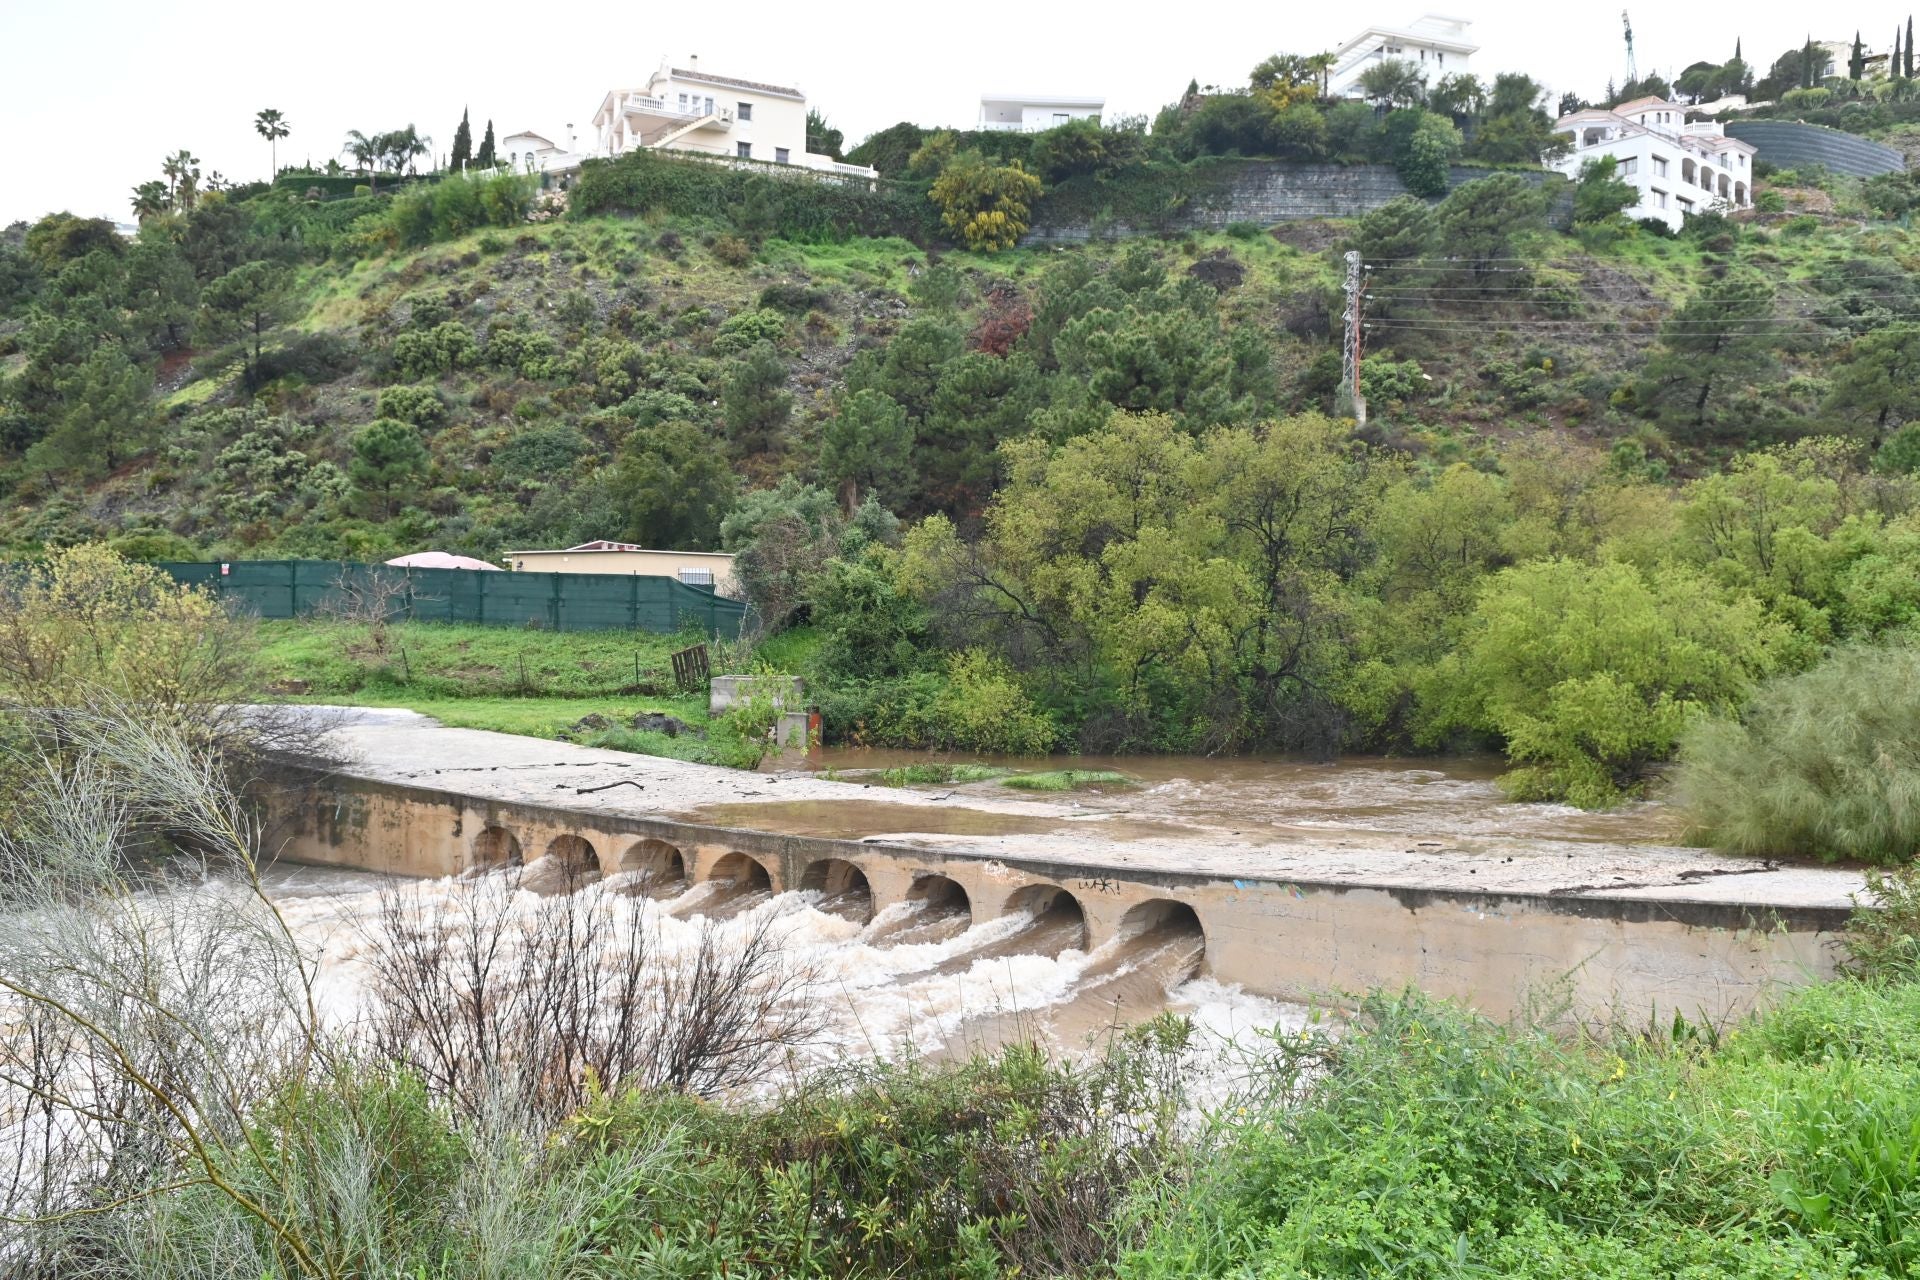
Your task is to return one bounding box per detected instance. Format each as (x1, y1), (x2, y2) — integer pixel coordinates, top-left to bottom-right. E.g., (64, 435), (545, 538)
(770, 749), (1679, 846)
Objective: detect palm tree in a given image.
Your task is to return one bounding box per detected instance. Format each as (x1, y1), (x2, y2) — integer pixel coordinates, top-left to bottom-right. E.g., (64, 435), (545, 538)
(160, 149), (198, 205)
(384, 124), (432, 176)
(254, 108), (290, 178)
(342, 130), (381, 190)
(130, 180), (170, 222)
(1305, 51), (1337, 98)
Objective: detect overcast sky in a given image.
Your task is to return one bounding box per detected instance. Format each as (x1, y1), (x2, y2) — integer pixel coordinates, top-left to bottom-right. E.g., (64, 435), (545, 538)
(1, 0), (1903, 227)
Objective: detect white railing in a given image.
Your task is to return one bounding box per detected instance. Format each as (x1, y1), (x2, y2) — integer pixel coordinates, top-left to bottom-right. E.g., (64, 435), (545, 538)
(620, 95), (701, 119)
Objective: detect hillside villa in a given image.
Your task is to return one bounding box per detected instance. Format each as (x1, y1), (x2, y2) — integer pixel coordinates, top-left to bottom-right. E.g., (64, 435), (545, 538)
(591, 57), (877, 180)
(507, 540), (738, 593)
(499, 129), (588, 176)
(1329, 14), (1477, 98)
(977, 94), (1105, 132)
(1551, 96), (1756, 231)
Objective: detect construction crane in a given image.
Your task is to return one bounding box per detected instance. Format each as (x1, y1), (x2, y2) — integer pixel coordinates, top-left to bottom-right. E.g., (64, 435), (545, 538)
(1622, 10), (1638, 85)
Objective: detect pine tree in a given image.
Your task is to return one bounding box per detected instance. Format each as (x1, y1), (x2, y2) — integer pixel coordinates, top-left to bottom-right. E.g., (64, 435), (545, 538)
(451, 107), (473, 173)
(475, 119), (496, 169)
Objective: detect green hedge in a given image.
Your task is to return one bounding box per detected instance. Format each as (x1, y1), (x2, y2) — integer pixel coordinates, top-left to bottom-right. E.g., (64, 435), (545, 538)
(271, 172), (432, 201)
(569, 150), (938, 242)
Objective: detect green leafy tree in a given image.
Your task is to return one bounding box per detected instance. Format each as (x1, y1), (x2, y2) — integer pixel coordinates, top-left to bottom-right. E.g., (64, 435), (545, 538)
(1433, 174), (1546, 291)
(198, 260), (292, 390)
(1420, 558), (1788, 806)
(805, 108), (843, 160)
(821, 388), (912, 511)
(450, 107), (473, 173)
(1429, 73), (1486, 121)
(721, 478), (844, 628)
(1572, 156), (1639, 223)
(606, 419), (739, 549)
(1640, 271), (1777, 433)
(1395, 111), (1461, 197)
(254, 108), (289, 178)
(349, 418), (430, 517)
(928, 154), (1042, 252)
(844, 121), (925, 174)
(1825, 322), (1920, 444)
(476, 119), (496, 169)
(721, 341), (792, 455)
(125, 237), (197, 352)
(24, 345), (153, 478)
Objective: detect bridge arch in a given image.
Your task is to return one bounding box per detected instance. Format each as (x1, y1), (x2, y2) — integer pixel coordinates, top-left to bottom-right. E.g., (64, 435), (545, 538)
(706, 850), (773, 893)
(1119, 898), (1206, 945)
(1003, 883), (1088, 950)
(542, 833), (599, 874)
(907, 873), (971, 924)
(802, 857), (873, 921)
(620, 838), (686, 892)
(469, 825), (522, 871)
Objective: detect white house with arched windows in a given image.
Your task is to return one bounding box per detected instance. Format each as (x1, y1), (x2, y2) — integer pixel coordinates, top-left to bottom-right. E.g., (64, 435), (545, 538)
(1329, 14), (1477, 99)
(1550, 97), (1756, 231)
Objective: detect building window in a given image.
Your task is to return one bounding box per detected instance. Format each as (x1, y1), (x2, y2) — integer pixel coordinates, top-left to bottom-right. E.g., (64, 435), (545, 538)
(738, 102), (752, 120)
(677, 93), (688, 111)
(737, 142), (751, 158)
(1651, 155), (1668, 176)
(1618, 156), (1637, 176)
(775, 147), (789, 163)
(1652, 188), (1668, 208)
(678, 568), (715, 586)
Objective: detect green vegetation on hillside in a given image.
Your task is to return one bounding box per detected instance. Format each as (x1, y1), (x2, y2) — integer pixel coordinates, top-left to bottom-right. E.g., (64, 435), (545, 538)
(10, 97), (1920, 826)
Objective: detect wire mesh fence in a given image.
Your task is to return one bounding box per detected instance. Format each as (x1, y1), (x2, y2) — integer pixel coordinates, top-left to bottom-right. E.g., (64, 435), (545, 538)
(152, 561), (746, 638)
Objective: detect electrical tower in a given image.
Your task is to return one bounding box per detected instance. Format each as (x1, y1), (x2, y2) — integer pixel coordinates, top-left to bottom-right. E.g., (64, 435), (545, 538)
(1622, 10), (1638, 86)
(1341, 250), (1368, 427)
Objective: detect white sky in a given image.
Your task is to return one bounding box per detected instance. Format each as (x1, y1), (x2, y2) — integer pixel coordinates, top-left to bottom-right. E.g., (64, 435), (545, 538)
(0, 0), (1904, 227)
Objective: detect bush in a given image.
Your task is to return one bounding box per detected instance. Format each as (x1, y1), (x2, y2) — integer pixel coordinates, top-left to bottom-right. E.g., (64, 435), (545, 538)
(709, 233), (753, 266)
(929, 155), (1043, 252)
(375, 383), (446, 428)
(384, 172), (533, 248)
(1423, 559), (1789, 807)
(571, 149), (935, 242)
(1674, 643), (1920, 864)
(758, 281), (831, 314)
(391, 321), (479, 377)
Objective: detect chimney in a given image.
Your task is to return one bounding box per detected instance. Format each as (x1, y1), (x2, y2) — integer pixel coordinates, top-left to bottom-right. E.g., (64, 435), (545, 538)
(689, 54), (699, 71)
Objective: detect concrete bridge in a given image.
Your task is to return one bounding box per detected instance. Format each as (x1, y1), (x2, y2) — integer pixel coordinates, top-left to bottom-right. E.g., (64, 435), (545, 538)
(261, 710), (1863, 1025)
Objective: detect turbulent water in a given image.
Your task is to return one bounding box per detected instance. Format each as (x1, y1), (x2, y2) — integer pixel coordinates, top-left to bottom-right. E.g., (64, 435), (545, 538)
(264, 864), (1304, 1084)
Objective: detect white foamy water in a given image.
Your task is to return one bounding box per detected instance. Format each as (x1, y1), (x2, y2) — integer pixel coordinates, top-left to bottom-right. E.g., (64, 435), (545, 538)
(264, 865), (1309, 1086)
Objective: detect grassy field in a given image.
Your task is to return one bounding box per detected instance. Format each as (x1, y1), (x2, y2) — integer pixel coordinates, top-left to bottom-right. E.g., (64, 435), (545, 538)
(257, 619), (713, 740)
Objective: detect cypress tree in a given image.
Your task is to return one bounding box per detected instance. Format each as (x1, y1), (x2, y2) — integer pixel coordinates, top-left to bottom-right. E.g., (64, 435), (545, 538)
(1801, 35), (1814, 89)
(1851, 32), (1866, 81)
(475, 119), (496, 169)
(1908, 16), (1916, 76)
(1896, 28), (1904, 79)
(451, 107), (473, 172)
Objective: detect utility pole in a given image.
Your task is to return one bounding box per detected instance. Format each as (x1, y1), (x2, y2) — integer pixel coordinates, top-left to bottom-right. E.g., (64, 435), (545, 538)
(1341, 250), (1368, 427)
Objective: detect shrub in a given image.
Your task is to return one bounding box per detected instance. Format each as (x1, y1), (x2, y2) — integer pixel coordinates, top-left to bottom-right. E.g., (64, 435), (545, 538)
(710, 234), (754, 266)
(712, 307), (788, 355)
(1423, 559), (1789, 807)
(391, 321), (478, 377)
(1674, 643), (1920, 864)
(375, 383), (446, 428)
(929, 155), (1043, 251)
(757, 281), (830, 314)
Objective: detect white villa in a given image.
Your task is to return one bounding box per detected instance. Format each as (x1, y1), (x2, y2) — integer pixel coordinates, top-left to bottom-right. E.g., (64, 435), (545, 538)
(1329, 14), (1476, 99)
(977, 94), (1104, 132)
(592, 58), (876, 178)
(1551, 96), (1757, 231)
(499, 129), (587, 176)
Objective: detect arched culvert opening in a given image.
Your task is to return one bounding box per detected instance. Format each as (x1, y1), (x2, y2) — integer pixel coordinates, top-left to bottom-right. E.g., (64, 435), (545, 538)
(1003, 884), (1088, 953)
(469, 826), (522, 871)
(542, 833), (600, 874)
(908, 873), (972, 923)
(1116, 898), (1207, 982)
(706, 851), (772, 893)
(619, 838), (687, 894)
(800, 857), (872, 922)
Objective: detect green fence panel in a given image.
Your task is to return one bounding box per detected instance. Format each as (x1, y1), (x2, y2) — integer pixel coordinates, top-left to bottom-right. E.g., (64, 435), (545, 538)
(151, 561), (744, 638)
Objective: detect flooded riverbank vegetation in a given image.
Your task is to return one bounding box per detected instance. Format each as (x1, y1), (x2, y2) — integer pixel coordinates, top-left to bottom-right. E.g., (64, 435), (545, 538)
(1, 697), (1917, 1278)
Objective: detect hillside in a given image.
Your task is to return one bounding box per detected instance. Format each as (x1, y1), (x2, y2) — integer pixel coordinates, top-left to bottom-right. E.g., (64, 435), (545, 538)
(8, 155), (1920, 819)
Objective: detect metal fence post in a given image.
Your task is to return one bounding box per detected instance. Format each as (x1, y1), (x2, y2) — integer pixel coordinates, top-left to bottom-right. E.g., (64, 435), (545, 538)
(551, 574), (563, 632)
(288, 561), (299, 618)
(476, 570), (486, 626)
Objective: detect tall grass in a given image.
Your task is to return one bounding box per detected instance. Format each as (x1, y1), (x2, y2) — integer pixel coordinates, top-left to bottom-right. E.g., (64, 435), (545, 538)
(1672, 642), (1920, 864)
